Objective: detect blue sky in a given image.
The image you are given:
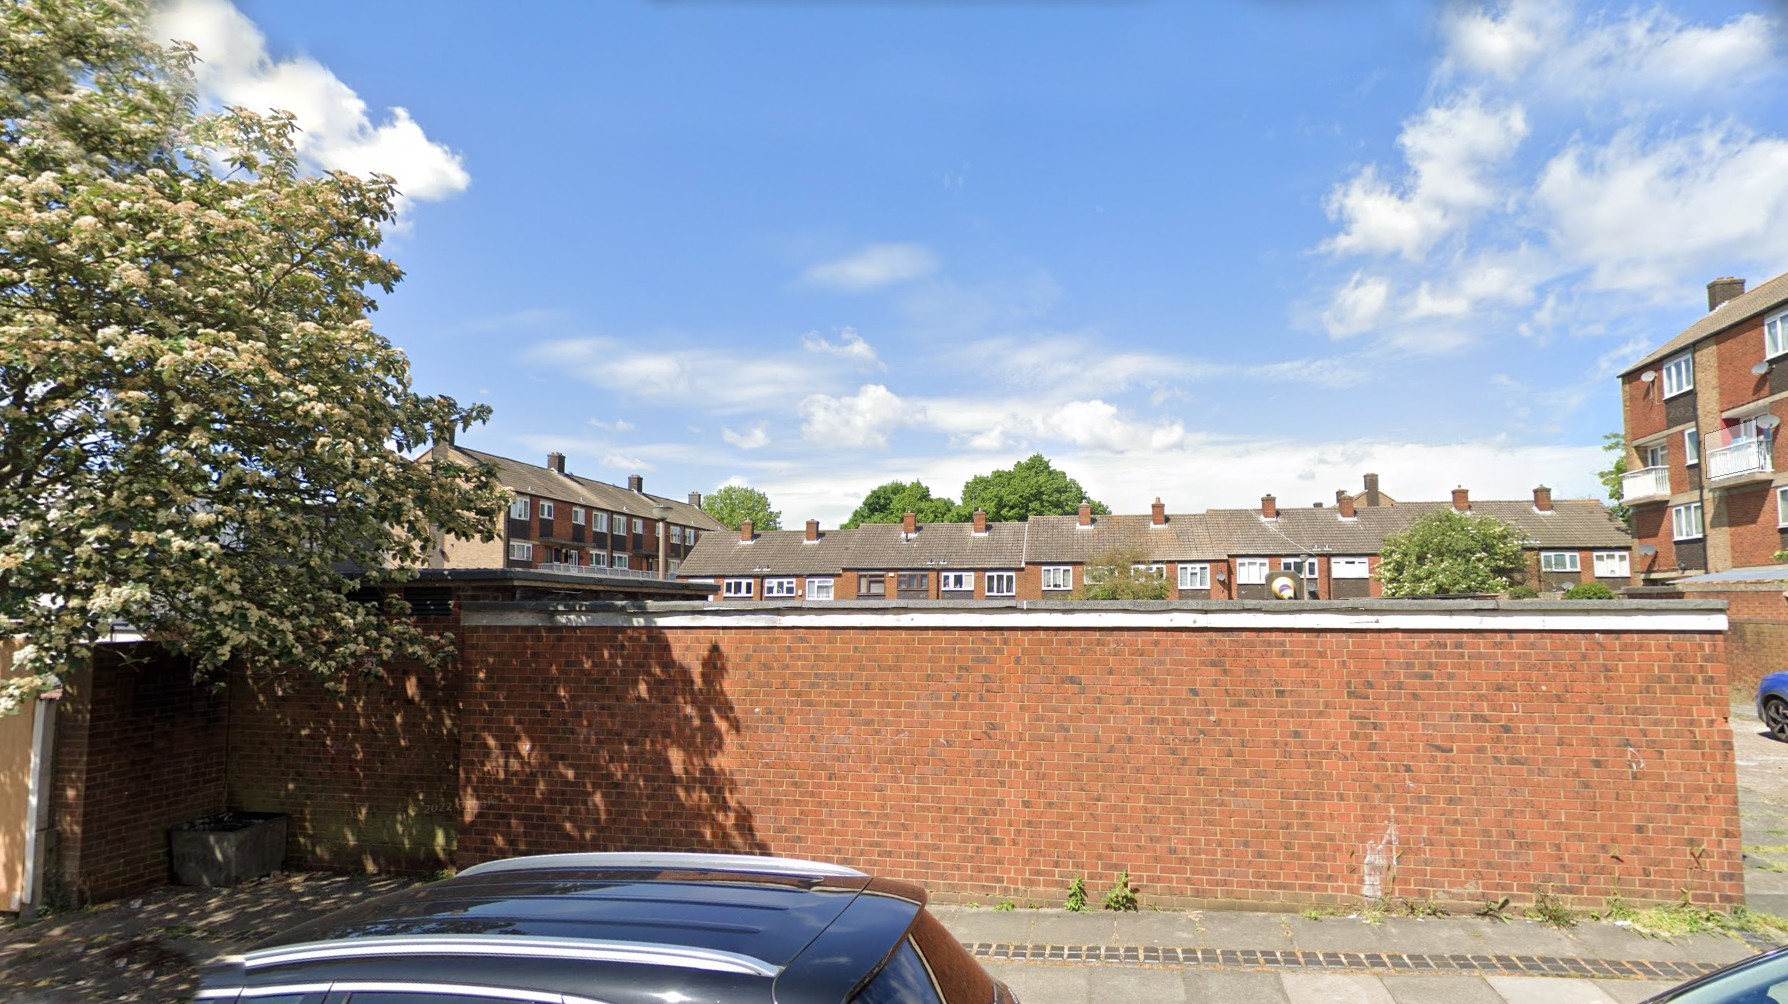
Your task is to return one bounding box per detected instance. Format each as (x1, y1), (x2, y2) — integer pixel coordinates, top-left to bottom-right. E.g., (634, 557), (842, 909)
(156, 0), (1788, 527)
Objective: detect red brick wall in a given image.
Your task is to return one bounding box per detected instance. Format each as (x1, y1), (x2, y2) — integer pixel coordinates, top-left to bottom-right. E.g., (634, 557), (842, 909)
(1723, 487), (1780, 569)
(455, 611), (1742, 909)
(1670, 584), (1788, 698)
(50, 646), (228, 903)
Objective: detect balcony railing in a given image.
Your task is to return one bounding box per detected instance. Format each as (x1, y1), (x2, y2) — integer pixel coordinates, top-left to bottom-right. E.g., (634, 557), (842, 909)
(538, 561), (656, 579)
(1707, 439), (1773, 482)
(1619, 466), (1670, 502)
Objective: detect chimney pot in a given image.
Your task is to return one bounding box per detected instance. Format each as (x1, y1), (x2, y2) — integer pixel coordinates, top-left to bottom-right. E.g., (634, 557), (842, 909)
(1078, 501), (1093, 527)
(1338, 494), (1356, 519)
(972, 508), (987, 534)
(1261, 494), (1278, 520)
(1151, 497), (1166, 526)
(902, 511), (916, 535)
(739, 519), (753, 542)
(1452, 486), (1470, 512)
(547, 452), (566, 474)
(1708, 277), (1747, 312)
(627, 474), (644, 493)
(1533, 485), (1553, 512)
(805, 518), (819, 542)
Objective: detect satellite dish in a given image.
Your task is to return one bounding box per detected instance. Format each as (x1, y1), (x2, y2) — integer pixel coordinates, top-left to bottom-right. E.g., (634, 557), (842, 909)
(1636, 544), (1658, 557)
(1754, 361), (1771, 376)
(1265, 570), (1302, 600)
(1640, 371), (1656, 383)
(1759, 414), (1782, 430)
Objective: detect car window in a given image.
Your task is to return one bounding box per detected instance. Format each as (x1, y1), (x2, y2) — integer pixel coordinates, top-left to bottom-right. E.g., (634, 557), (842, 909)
(849, 939), (944, 1004)
(339, 991), (568, 1003)
(1660, 953), (1788, 1003)
(851, 909), (996, 1004)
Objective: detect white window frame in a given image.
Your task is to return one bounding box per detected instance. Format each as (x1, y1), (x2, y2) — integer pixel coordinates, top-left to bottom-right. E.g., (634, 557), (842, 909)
(1661, 352), (1693, 398)
(1685, 430), (1699, 466)
(985, 571), (1016, 597)
(806, 577), (834, 601)
(1041, 566), (1074, 591)
(571, 506), (584, 525)
(508, 541), (533, 561)
(939, 571), (973, 592)
(1539, 551), (1581, 573)
(1236, 558), (1269, 585)
(539, 501), (555, 520)
(668, 558), (680, 575)
(1768, 309), (1788, 359)
(1332, 557), (1370, 579)
(722, 578), (754, 598)
(1643, 443), (1667, 469)
(1177, 563), (1209, 591)
(1779, 486), (1788, 528)
(508, 497), (531, 520)
(1132, 562), (1166, 580)
(1593, 551), (1630, 579)
(763, 577), (797, 598)
(1282, 557), (1318, 579)
(688, 529), (699, 545)
(592, 511), (608, 532)
(632, 517), (643, 534)
(612, 553), (629, 569)
(1672, 502), (1704, 540)
(669, 525), (682, 544)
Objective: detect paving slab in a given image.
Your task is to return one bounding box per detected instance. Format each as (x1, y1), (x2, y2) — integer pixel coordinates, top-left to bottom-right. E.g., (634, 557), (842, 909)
(1182, 970), (1293, 1004)
(1280, 971), (1399, 1003)
(1483, 975), (1623, 1003)
(982, 962), (1089, 1004)
(1591, 979), (1680, 1004)
(1380, 974), (1504, 1004)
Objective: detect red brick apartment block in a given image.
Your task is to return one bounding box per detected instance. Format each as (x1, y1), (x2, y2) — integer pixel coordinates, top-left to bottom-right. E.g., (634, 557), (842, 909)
(455, 602), (1741, 910)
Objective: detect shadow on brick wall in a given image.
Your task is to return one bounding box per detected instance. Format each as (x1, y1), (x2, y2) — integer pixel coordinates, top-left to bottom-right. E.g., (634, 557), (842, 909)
(458, 628), (768, 862)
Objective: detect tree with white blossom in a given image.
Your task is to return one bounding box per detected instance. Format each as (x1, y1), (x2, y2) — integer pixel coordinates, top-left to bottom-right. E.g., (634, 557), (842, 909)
(0, 0), (507, 712)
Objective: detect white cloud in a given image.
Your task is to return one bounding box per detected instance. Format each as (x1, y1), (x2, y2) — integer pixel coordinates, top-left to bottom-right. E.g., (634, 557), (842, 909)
(1440, 1), (1561, 81)
(530, 337), (850, 413)
(1048, 400), (1186, 452)
(587, 418), (635, 433)
(722, 424), (771, 450)
(801, 326), (882, 366)
(1322, 272), (1391, 336)
(802, 243), (939, 291)
(152, 0), (469, 209)
(798, 384), (920, 448)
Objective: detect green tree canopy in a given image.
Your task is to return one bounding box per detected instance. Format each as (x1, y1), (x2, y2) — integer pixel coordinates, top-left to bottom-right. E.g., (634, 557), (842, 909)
(0, 0), (507, 712)
(1376, 509), (1527, 597)
(958, 454), (1108, 523)
(1597, 431), (1631, 527)
(842, 480), (958, 528)
(1078, 548), (1170, 600)
(702, 485), (780, 531)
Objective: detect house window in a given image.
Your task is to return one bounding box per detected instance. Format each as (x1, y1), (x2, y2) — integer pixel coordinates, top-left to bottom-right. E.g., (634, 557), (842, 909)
(1332, 557), (1370, 579)
(1282, 557), (1318, 579)
(561, 550), (578, 566)
(631, 518), (643, 534)
(508, 497), (531, 520)
(508, 542), (533, 561)
(668, 558), (680, 574)
(1685, 430), (1699, 466)
(1643, 443), (1666, 469)
(539, 501), (554, 520)
(1041, 566), (1074, 591)
(940, 571), (973, 592)
(985, 571), (1016, 596)
(592, 511), (608, 532)
(688, 529), (698, 545)
(807, 578), (834, 601)
(1540, 551), (1581, 572)
(1593, 551), (1630, 579)
(1177, 564), (1209, 590)
(1768, 309), (1788, 359)
(763, 578), (797, 598)
(612, 513), (627, 534)
(669, 526), (682, 544)
(723, 579), (754, 598)
(1672, 502), (1704, 540)
(571, 506), (584, 525)
(612, 553), (629, 569)
(858, 574), (886, 597)
(1132, 563), (1166, 580)
(1236, 559), (1269, 585)
(1780, 486), (1788, 527)
(1661, 352), (1693, 397)
(896, 572), (928, 593)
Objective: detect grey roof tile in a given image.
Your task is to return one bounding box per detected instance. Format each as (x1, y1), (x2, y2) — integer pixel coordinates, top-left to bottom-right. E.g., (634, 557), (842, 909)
(841, 521), (1029, 570)
(453, 447), (724, 531)
(1024, 513), (1224, 562)
(1625, 269), (1788, 375)
(1205, 499), (1630, 555)
(677, 528), (851, 577)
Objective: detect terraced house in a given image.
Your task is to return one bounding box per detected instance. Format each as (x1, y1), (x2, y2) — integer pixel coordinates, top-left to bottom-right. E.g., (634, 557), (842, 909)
(678, 477), (1632, 601)
(429, 446), (725, 577)
(1620, 271), (1788, 580)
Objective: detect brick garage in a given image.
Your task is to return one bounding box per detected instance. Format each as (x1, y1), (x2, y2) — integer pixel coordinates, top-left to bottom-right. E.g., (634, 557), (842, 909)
(456, 601), (1741, 910)
(1653, 581), (1788, 699)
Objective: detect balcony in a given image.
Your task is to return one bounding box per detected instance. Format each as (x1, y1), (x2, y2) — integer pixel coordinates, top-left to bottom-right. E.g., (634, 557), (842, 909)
(1619, 466), (1670, 503)
(1706, 439), (1773, 484)
(538, 561), (656, 579)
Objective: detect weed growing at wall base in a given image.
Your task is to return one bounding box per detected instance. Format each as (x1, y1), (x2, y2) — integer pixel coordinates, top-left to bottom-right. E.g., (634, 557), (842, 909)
(1065, 875), (1088, 913)
(1103, 871), (1138, 912)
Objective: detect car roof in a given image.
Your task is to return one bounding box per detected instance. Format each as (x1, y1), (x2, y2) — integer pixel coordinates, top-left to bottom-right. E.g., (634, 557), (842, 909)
(198, 853), (928, 1004)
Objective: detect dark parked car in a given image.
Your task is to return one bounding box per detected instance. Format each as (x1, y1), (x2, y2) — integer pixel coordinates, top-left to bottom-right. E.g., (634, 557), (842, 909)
(1757, 671), (1788, 741)
(194, 852), (1017, 1004)
(1640, 943), (1788, 1002)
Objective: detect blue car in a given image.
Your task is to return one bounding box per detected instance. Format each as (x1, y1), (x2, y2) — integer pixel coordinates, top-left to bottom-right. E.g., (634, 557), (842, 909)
(1758, 671), (1788, 741)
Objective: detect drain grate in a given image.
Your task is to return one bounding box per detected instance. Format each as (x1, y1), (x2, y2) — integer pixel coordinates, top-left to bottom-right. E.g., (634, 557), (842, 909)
(961, 943), (1725, 981)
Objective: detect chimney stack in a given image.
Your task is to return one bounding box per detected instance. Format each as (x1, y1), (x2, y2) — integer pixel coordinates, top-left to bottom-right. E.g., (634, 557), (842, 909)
(1151, 497), (1166, 526)
(627, 474), (644, 493)
(1078, 501), (1093, 527)
(1708, 277), (1747, 312)
(1338, 493), (1356, 519)
(1261, 494), (1278, 519)
(972, 508), (987, 534)
(546, 452), (566, 474)
(688, 491), (702, 508)
(1364, 473), (1381, 507)
(805, 518), (819, 542)
(1452, 486), (1470, 512)
(902, 511), (917, 535)
(739, 519), (753, 542)
(1533, 485), (1553, 512)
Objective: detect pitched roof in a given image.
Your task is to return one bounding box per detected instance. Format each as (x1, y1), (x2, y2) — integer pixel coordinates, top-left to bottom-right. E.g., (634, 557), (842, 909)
(841, 521), (1028, 570)
(1024, 513), (1224, 562)
(452, 447), (724, 531)
(1206, 498), (1630, 555)
(1624, 269), (1788, 375)
(676, 528), (852, 577)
